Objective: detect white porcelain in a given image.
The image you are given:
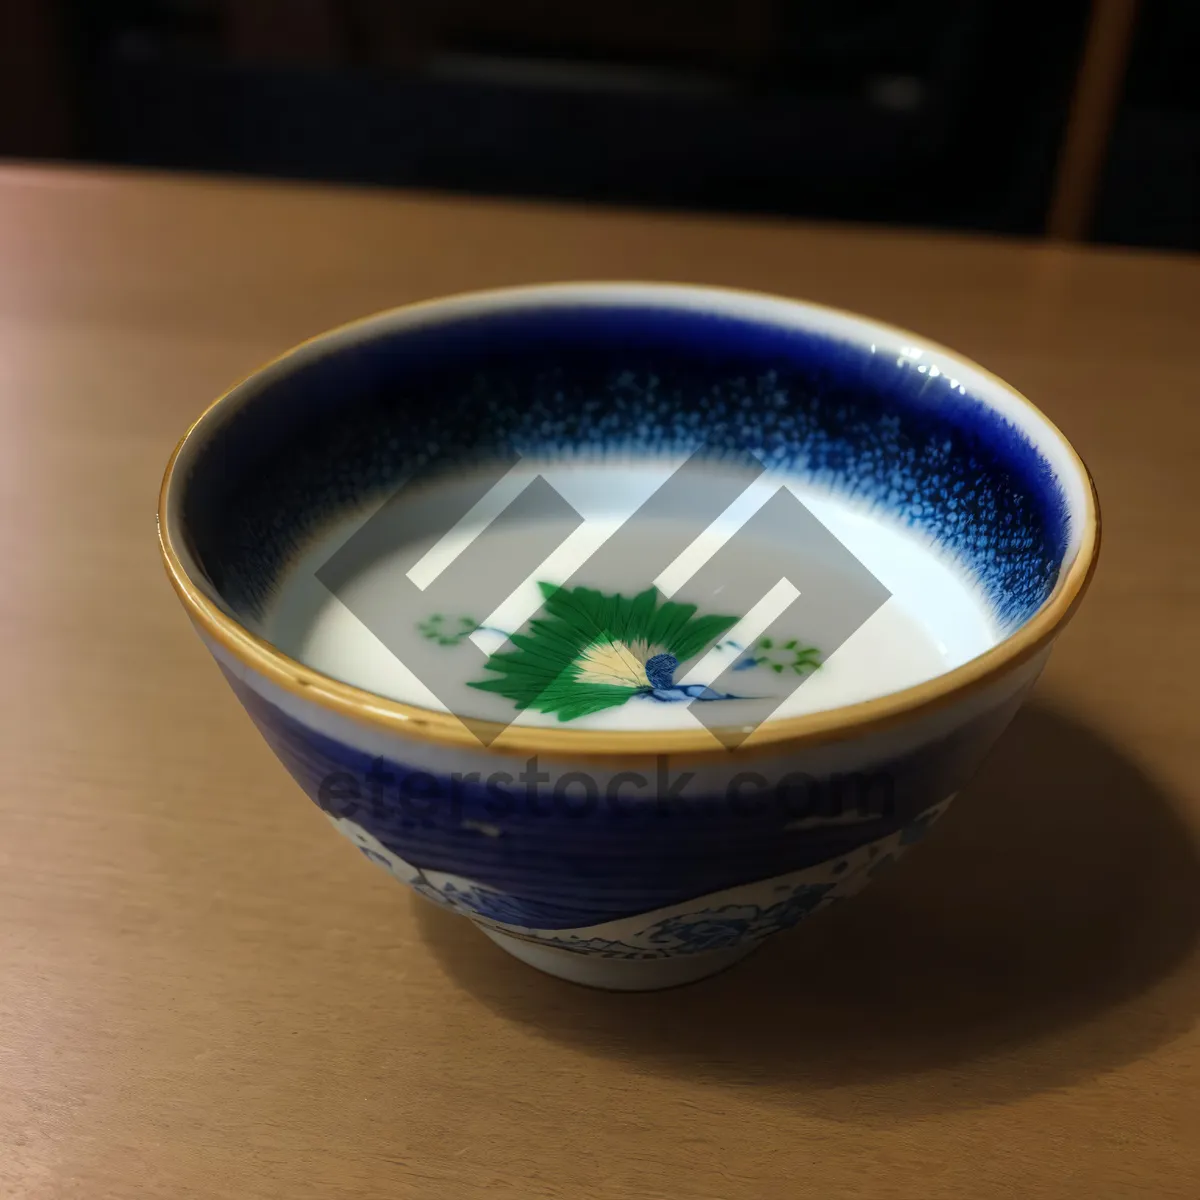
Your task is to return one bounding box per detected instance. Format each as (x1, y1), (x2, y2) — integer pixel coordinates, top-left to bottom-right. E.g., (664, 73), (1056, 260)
(160, 283), (1100, 989)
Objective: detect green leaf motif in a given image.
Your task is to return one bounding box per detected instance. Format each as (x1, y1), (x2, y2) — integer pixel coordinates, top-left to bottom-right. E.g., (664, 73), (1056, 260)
(468, 583), (739, 721)
(418, 612), (480, 647)
(749, 637), (822, 677)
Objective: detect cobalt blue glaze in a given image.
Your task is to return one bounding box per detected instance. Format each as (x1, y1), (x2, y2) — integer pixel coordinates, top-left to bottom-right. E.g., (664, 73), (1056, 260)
(226, 670), (1021, 929)
(183, 303), (1070, 632)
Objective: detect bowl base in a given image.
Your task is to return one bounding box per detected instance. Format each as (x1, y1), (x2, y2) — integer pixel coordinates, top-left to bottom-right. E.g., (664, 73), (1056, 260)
(480, 927), (758, 991)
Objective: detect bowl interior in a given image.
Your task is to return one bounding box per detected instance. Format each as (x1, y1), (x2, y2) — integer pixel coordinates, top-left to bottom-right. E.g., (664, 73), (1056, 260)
(167, 285), (1089, 734)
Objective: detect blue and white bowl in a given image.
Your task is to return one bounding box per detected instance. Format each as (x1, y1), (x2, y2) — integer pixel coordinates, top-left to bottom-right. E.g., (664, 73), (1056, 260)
(158, 283), (1099, 990)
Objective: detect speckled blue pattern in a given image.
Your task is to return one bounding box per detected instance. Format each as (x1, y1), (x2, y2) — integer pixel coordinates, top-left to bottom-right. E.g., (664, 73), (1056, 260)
(182, 303), (1070, 631)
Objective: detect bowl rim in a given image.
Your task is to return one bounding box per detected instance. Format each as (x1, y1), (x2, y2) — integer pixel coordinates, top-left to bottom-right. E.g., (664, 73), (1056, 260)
(158, 281), (1101, 762)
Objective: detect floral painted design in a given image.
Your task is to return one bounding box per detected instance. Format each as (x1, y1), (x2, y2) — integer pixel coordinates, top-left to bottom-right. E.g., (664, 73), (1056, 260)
(326, 799), (953, 959)
(438, 881), (546, 926)
(417, 613), (482, 647)
(731, 636), (823, 676)
(419, 582), (822, 723)
(641, 882), (837, 952)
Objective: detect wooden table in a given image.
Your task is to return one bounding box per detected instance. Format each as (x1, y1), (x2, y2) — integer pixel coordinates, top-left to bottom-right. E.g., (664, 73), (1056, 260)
(2, 166), (1197, 1199)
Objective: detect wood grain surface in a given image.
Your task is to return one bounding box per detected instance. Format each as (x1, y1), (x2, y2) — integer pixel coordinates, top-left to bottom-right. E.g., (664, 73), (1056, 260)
(1, 166), (1198, 1200)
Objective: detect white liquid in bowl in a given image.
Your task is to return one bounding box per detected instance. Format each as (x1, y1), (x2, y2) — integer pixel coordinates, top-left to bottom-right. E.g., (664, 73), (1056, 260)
(265, 460), (1000, 732)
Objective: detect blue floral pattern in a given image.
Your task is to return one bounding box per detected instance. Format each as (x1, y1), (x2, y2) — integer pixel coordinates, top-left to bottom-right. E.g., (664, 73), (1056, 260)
(439, 881), (549, 926)
(328, 797), (953, 959)
(643, 882), (836, 952)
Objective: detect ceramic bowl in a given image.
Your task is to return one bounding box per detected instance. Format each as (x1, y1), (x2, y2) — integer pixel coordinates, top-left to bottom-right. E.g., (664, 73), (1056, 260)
(158, 283), (1099, 991)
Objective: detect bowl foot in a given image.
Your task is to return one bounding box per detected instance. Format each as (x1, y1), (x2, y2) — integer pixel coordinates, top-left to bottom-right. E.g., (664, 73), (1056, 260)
(480, 927), (758, 991)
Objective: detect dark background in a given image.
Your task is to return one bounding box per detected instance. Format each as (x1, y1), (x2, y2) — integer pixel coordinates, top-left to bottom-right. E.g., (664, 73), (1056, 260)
(2, 1), (1197, 250)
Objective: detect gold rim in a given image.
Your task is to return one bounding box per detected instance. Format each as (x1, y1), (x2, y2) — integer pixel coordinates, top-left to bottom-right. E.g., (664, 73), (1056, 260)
(158, 282), (1101, 763)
